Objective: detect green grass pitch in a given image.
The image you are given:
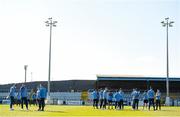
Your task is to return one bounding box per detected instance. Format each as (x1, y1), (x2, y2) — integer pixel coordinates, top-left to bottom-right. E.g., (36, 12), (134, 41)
(0, 105), (180, 117)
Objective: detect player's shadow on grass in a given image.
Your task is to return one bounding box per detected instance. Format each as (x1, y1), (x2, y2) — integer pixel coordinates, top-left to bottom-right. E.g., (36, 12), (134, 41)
(44, 110), (67, 113)
(158, 109), (178, 112)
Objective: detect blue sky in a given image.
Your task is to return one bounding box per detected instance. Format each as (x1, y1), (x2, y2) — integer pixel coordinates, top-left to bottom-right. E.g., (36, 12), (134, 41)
(0, 0), (179, 84)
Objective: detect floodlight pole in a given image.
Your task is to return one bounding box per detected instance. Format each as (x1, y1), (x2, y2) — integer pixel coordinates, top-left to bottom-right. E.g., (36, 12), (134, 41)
(31, 72), (33, 82)
(24, 65), (28, 83)
(45, 18), (57, 100)
(166, 18), (169, 98)
(161, 17), (174, 105)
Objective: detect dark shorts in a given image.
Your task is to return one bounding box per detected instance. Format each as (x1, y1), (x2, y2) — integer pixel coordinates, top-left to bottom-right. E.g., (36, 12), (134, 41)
(108, 100), (112, 103)
(144, 99), (148, 103)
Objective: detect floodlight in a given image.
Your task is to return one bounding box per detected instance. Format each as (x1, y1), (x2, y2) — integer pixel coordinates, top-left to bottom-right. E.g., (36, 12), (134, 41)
(48, 17), (52, 20)
(169, 24), (173, 27)
(165, 17), (169, 20)
(169, 21), (174, 24)
(161, 21), (165, 24)
(45, 21), (49, 24)
(161, 17), (175, 106)
(45, 17), (58, 100)
(162, 24), (166, 27)
(53, 21), (58, 23)
(169, 21), (174, 27)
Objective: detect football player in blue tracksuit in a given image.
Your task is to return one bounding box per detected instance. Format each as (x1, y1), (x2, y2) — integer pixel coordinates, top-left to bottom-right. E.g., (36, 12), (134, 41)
(32, 92), (37, 106)
(107, 91), (113, 109)
(99, 89), (103, 109)
(131, 88), (140, 110)
(9, 84), (16, 110)
(20, 84), (28, 110)
(36, 87), (41, 108)
(27, 94), (30, 106)
(142, 90), (148, 110)
(114, 90), (121, 109)
(102, 88), (108, 109)
(155, 89), (161, 110)
(16, 92), (21, 106)
(92, 89), (99, 109)
(147, 87), (155, 111)
(119, 88), (124, 110)
(38, 84), (47, 111)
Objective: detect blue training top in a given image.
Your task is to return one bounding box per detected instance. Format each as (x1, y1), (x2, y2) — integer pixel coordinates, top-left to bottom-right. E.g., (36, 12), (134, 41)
(143, 92), (148, 100)
(32, 93), (36, 100)
(114, 92), (121, 102)
(20, 86), (28, 98)
(103, 90), (108, 99)
(147, 89), (155, 99)
(9, 86), (16, 97)
(119, 91), (124, 100)
(40, 86), (47, 98)
(92, 91), (98, 100)
(17, 93), (21, 100)
(36, 89), (41, 99)
(107, 92), (113, 101)
(131, 91), (140, 100)
(99, 90), (103, 99)
(156, 92), (161, 100)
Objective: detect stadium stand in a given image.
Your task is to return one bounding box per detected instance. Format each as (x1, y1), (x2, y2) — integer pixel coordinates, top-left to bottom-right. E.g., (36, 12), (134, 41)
(0, 80), (95, 93)
(0, 76), (180, 105)
(96, 75), (180, 93)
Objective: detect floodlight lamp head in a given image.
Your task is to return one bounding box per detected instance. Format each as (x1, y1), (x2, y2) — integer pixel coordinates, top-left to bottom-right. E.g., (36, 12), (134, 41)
(162, 24), (166, 27)
(46, 24), (49, 27)
(170, 21), (174, 24)
(53, 25), (56, 27)
(161, 21), (164, 24)
(161, 21), (166, 27)
(48, 17), (52, 20)
(53, 21), (58, 23)
(45, 21), (49, 23)
(169, 24), (173, 27)
(169, 21), (174, 27)
(165, 17), (169, 20)
(24, 65), (28, 70)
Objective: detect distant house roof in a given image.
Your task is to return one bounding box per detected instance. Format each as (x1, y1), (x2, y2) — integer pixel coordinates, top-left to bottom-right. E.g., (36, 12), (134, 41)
(97, 75), (180, 81)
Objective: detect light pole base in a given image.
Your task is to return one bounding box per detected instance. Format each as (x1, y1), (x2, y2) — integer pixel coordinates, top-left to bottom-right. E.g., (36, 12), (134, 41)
(165, 96), (171, 106)
(46, 95), (53, 105)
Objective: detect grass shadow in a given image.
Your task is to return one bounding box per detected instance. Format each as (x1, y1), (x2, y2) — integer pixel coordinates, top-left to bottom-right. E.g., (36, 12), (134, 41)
(43, 110), (67, 113)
